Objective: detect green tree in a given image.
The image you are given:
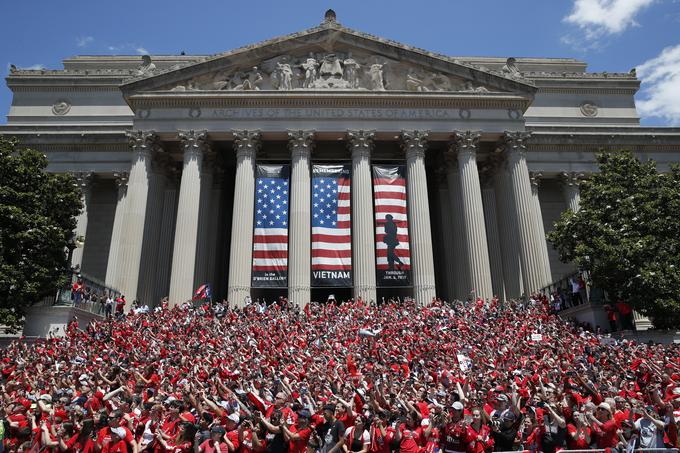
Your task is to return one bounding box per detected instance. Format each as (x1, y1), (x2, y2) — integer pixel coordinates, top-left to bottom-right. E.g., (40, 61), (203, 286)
(548, 150), (680, 329)
(0, 137), (83, 332)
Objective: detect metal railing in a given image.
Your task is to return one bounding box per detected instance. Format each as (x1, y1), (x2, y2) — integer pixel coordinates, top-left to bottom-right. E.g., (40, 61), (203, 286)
(539, 270), (595, 311)
(41, 271), (121, 317)
(493, 449), (678, 453)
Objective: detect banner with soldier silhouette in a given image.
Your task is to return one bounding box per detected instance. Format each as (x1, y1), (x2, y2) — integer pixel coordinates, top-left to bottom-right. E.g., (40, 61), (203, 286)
(373, 165), (412, 287)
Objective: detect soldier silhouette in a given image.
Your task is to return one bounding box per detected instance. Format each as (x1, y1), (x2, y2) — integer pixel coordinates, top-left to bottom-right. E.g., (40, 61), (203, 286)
(382, 214), (404, 270)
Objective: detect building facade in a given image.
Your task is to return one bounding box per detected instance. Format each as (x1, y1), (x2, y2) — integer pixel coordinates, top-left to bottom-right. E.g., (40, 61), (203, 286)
(3, 11), (680, 308)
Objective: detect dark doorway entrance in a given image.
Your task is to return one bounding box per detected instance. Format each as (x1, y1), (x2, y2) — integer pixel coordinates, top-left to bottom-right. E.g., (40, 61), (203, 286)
(311, 287), (353, 303)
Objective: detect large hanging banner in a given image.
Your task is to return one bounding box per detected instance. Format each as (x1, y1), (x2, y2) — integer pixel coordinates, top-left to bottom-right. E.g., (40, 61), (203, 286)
(373, 165), (412, 286)
(251, 165), (290, 287)
(311, 164), (352, 287)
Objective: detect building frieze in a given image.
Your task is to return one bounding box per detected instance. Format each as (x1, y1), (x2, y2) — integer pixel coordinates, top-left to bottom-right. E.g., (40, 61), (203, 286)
(126, 92), (531, 112)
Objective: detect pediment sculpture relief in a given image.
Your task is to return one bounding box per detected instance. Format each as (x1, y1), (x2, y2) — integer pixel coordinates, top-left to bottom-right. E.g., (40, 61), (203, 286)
(162, 51), (495, 93)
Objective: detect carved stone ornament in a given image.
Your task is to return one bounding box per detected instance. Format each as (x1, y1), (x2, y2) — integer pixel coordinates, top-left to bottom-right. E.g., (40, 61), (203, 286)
(347, 130), (375, 158)
(52, 99), (71, 116)
(161, 49), (496, 93)
(126, 130), (159, 155)
(113, 172), (129, 188)
(453, 131), (481, 157)
(287, 130), (315, 157)
(579, 102), (598, 117)
(232, 130), (261, 157)
(503, 131), (532, 156)
(401, 130), (429, 159)
(71, 172), (93, 190)
(178, 130), (209, 157)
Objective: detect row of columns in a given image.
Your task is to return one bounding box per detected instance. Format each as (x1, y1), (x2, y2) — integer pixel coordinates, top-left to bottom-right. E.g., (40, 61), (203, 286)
(73, 130), (584, 308)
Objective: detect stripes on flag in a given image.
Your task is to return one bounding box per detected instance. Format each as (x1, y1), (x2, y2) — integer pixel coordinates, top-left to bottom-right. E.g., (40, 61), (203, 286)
(311, 165), (352, 287)
(373, 165), (412, 287)
(251, 165), (289, 287)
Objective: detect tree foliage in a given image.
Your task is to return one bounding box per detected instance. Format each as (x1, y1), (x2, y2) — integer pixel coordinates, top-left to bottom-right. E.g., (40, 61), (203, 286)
(548, 150), (680, 329)
(0, 137), (82, 331)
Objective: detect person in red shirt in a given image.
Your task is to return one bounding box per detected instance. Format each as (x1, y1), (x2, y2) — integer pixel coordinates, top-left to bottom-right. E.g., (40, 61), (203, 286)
(282, 409), (312, 453)
(442, 402), (468, 453)
(103, 427), (129, 453)
(369, 413), (394, 453)
(465, 408), (492, 453)
(195, 425), (228, 453)
(97, 411), (135, 453)
(566, 411), (591, 450)
(394, 412), (423, 453)
(588, 402), (618, 448)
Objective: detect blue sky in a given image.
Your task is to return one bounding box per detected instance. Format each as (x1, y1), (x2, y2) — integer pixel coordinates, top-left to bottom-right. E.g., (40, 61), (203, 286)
(2, 0), (679, 125)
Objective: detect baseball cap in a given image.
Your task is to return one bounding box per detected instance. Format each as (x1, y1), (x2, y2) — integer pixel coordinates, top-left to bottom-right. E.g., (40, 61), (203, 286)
(451, 402), (464, 411)
(227, 413), (240, 424)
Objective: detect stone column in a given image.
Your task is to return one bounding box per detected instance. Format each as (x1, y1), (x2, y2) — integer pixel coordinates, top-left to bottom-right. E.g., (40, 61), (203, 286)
(194, 157), (214, 289)
(503, 131), (548, 294)
(105, 172), (128, 290)
(481, 179), (506, 301)
(561, 171), (583, 212)
(347, 130), (377, 303)
(529, 172), (553, 286)
(227, 130), (260, 307)
(453, 131), (493, 301)
(436, 170), (457, 301)
(205, 170), (224, 293)
(70, 172), (93, 270)
(288, 130), (314, 308)
(494, 168), (523, 299)
(138, 164), (167, 306)
(401, 131), (436, 305)
(154, 172), (179, 305)
(168, 130), (208, 306)
(445, 157), (470, 300)
(118, 131), (157, 303)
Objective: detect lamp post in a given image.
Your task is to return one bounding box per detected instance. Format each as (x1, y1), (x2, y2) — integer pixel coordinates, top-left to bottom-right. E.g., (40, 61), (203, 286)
(56, 234), (77, 305)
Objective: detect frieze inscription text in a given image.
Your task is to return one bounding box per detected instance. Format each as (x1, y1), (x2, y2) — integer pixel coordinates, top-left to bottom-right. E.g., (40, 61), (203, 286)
(209, 107), (461, 120)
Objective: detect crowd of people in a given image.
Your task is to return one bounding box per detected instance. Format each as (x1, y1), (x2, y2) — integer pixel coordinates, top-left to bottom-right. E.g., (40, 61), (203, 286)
(1, 296), (679, 453)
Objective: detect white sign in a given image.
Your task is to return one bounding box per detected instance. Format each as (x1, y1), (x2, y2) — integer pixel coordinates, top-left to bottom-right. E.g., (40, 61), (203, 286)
(531, 333), (543, 341)
(457, 354), (472, 373)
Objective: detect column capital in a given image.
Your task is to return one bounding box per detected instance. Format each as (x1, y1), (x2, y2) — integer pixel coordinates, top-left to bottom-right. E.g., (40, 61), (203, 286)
(287, 130), (315, 159)
(126, 130), (159, 156)
(232, 130), (261, 158)
(561, 171), (585, 187)
(400, 130), (429, 160)
(452, 130), (481, 158)
(502, 131), (532, 158)
(71, 172), (93, 190)
(529, 171), (543, 194)
(179, 129), (209, 159)
(347, 130), (375, 159)
(113, 172), (129, 189)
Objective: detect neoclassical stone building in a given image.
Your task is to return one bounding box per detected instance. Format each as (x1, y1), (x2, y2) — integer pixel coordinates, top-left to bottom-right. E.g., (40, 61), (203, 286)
(3, 11), (680, 308)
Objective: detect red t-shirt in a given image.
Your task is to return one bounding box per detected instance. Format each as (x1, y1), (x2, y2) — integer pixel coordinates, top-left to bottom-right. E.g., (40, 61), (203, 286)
(66, 434), (96, 453)
(199, 440), (229, 453)
(566, 425), (591, 450)
(102, 440), (128, 453)
(290, 426), (311, 453)
(594, 419), (618, 448)
(398, 424), (422, 453)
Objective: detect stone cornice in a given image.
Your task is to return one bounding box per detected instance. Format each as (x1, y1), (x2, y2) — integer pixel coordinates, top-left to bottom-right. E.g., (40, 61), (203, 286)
(126, 91), (532, 111)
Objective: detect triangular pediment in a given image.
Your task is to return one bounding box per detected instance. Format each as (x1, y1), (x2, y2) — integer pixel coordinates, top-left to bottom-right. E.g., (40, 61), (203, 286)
(121, 17), (536, 97)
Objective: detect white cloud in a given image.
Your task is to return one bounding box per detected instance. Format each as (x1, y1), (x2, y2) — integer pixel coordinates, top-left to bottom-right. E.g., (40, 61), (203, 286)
(563, 0), (656, 45)
(106, 43), (149, 54)
(76, 36), (94, 47)
(636, 43), (680, 125)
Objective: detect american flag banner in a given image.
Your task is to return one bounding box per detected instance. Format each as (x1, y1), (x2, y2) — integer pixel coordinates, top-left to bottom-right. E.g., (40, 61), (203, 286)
(251, 165), (290, 287)
(373, 165), (412, 287)
(311, 164), (352, 287)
